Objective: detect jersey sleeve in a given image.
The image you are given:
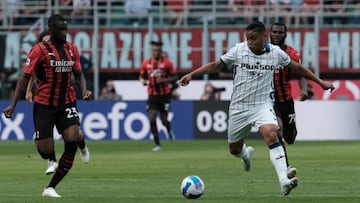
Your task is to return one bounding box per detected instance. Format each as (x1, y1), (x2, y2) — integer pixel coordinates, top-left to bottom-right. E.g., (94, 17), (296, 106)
(290, 49), (301, 64)
(277, 46), (291, 67)
(220, 44), (237, 67)
(23, 45), (43, 75)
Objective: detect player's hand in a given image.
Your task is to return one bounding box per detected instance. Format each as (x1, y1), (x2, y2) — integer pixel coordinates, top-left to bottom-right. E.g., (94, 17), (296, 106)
(178, 74), (192, 86)
(299, 90), (308, 101)
(321, 81), (335, 92)
(140, 78), (148, 86)
(82, 90), (93, 101)
(3, 105), (15, 119)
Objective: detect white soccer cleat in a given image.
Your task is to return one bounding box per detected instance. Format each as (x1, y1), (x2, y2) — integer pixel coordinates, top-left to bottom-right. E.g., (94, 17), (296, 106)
(42, 187), (61, 198)
(242, 146), (255, 171)
(45, 161), (58, 175)
(287, 166), (297, 178)
(281, 177), (299, 196)
(152, 145), (162, 152)
(80, 146), (90, 163)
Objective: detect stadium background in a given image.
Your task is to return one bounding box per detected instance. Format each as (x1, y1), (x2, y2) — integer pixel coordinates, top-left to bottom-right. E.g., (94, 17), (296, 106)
(0, 0), (359, 141)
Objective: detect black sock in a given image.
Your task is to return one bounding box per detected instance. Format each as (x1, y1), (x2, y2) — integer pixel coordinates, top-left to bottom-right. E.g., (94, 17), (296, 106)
(47, 142), (77, 188)
(49, 152), (57, 162)
(38, 151), (57, 162)
(151, 122), (160, 146)
(78, 138), (86, 150)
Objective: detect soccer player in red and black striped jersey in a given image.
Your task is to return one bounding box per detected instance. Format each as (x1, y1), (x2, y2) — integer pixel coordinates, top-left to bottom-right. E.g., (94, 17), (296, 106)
(25, 30), (90, 176)
(139, 41), (178, 151)
(3, 14), (92, 198)
(270, 22), (309, 179)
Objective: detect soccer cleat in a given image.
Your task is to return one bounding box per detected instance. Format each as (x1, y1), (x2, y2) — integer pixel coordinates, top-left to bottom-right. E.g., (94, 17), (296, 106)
(152, 145), (162, 152)
(45, 161), (58, 175)
(80, 146), (90, 163)
(168, 130), (176, 142)
(242, 146), (255, 171)
(280, 177), (299, 196)
(42, 187), (61, 198)
(287, 166), (297, 178)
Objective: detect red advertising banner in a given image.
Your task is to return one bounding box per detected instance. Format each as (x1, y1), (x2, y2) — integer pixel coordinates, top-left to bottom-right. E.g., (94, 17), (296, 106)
(1, 28), (359, 73)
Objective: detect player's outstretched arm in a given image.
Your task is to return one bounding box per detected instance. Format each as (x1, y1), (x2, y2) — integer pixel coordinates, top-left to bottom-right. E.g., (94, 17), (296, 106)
(179, 60), (224, 86)
(289, 61), (335, 92)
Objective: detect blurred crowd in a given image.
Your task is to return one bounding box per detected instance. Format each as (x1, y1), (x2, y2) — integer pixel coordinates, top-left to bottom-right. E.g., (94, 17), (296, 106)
(0, 0), (358, 100)
(0, 0), (359, 28)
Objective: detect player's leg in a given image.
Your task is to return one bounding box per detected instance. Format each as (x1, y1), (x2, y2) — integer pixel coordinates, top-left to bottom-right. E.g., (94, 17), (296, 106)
(42, 103), (80, 198)
(227, 109), (254, 171)
(275, 102), (297, 178)
(282, 115), (298, 178)
(78, 129), (90, 163)
(159, 98), (175, 141)
(148, 108), (161, 151)
(43, 125), (79, 197)
(281, 100), (297, 145)
(275, 104), (289, 164)
(257, 106), (298, 196)
(33, 103), (58, 175)
(147, 97), (161, 151)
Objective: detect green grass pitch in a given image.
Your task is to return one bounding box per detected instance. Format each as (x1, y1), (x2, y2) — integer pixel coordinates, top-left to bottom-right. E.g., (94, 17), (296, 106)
(0, 139), (359, 203)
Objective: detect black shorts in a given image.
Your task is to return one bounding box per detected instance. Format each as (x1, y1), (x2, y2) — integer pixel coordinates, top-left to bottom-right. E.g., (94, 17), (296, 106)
(147, 94), (171, 113)
(274, 99), (296, 130)
(33, 102), (80, 140)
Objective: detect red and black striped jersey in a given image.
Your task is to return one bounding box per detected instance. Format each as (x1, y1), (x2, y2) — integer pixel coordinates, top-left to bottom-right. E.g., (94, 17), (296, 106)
(274, 45), (301, 103)
(24, 41), (81, 106)
(140, 57), (176, 96)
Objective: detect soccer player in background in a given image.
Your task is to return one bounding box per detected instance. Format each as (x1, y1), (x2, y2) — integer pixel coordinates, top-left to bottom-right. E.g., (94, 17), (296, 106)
(25, 29), (90, 175)
(270, 22), (309, 179)
(179, 21), (334, 196)
(139, 41), (178, 151)
(3, 14), (93, 198)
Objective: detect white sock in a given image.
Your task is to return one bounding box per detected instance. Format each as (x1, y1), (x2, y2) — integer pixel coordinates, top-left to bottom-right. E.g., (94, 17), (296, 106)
(269, 145), (288, 183)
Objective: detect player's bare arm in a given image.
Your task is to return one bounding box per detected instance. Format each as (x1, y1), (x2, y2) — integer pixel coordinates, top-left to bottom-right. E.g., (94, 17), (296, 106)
(298, 77), (308, 101)
(179, 60), (224, 86)
(156, 74), (178, 84)
(3, 73), (32, 118)
(288, 61), (335, 92)
(73, 69), (92, 100)
(25, 75), (36, 103)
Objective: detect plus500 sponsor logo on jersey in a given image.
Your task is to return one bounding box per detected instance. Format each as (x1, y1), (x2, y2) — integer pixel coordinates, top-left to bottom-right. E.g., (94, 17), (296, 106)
(0, 101), (193, 140)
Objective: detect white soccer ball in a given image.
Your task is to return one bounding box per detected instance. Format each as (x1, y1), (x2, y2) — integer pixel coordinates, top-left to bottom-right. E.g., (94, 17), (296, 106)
(180, 175), (205, 199)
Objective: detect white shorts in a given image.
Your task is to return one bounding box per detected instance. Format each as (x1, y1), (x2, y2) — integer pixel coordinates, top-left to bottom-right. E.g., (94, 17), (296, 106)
(227, 104), (278, 143)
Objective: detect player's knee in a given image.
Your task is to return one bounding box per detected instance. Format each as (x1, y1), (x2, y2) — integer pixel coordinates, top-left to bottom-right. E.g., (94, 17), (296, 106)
(78, 130), (84, 140)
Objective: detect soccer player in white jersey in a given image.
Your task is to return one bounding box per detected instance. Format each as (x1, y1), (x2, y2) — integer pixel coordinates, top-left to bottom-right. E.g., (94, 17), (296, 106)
(179, 21), (334, 196)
